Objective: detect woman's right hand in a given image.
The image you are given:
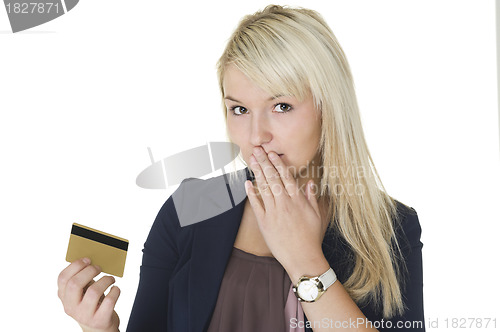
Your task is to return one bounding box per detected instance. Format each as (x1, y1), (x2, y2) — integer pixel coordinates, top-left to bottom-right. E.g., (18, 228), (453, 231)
(57, 257), (121, 332)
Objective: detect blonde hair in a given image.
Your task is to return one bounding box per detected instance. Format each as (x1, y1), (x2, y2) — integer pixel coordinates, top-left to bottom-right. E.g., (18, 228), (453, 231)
(216, 4), (407, 318)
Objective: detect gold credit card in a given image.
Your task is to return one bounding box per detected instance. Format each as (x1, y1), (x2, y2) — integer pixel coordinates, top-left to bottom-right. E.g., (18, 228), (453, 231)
(65, 223), (129, 277)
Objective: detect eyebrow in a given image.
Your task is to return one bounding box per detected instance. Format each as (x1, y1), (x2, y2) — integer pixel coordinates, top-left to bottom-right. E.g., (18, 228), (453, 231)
(224, 94), (286, 103)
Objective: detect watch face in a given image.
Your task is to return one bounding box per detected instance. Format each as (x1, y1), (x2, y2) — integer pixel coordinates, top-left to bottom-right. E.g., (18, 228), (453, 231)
(297, 279), (319, 301)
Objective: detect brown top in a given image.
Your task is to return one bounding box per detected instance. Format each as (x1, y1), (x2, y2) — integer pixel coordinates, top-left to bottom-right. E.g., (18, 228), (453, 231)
(207, 247), (305, 332)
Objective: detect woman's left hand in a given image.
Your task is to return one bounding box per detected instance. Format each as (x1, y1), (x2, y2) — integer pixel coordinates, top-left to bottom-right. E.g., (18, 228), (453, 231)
(245, 146), (328, 274)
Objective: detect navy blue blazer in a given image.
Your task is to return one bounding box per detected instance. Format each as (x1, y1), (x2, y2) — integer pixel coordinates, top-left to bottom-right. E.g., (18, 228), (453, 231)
(126, 168), (425, 332)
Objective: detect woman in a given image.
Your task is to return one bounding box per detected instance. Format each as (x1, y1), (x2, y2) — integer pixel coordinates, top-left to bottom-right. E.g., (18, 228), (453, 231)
(57, 4), (424, 332)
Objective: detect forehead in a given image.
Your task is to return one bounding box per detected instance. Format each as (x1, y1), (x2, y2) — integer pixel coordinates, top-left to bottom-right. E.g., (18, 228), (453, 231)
(222, 63), (313, 105)
(223, 65), (260, 93)
(222, 64), (291, 103)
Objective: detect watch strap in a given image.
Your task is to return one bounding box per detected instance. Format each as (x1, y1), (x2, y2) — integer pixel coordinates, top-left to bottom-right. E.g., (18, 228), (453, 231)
(318, 267), (337, 290)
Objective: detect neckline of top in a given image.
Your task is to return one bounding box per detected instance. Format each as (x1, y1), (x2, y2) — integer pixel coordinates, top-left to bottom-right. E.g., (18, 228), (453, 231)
(232, 246), (281, 264)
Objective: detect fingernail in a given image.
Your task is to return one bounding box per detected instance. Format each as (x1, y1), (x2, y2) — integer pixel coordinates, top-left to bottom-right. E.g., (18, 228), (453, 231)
(83, 257), (91, 265)
(94, 265), (101, 272)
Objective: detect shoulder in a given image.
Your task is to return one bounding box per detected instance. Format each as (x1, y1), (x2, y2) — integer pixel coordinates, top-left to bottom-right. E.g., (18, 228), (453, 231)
(162, 168), (249, 228)
(392, 199), (423, 254)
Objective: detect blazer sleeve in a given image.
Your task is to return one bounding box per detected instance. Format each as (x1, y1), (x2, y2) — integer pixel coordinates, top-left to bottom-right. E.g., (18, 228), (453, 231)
(126, 194), (181, 332)
(399, 207), (425, 331)
(371, 206), (426, 332)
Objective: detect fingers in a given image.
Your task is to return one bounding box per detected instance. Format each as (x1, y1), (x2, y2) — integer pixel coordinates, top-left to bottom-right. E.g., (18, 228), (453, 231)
(252, 147), (284, 197)
(83, 279), (96, 294)
(95, 285), (121, 322)
(249, 154), (275, 209)
(58, 259), (121, 331)
(64, 264), (102, 311)
(267, 150), (300, 198)
(248, 146), (318, 213)
(81, 275), (116, 311)
(251, 146), (302, 202)
(245, 180), (265, 221)
(58, 257), (91, 300)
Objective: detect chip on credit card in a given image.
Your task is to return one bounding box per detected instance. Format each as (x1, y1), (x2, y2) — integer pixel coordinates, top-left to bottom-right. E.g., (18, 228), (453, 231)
(65, 223), (129, 277)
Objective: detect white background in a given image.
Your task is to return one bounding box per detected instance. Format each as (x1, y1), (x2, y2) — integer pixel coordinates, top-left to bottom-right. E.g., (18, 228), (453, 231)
(1, 0), (499, 331)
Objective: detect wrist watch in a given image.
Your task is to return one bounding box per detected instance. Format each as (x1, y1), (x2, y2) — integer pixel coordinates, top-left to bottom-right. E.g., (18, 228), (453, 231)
(292, 267), (337, 302)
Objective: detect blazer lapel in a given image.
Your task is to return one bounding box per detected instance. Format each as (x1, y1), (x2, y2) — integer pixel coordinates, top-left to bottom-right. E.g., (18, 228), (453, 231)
(188, 168), (251, 332)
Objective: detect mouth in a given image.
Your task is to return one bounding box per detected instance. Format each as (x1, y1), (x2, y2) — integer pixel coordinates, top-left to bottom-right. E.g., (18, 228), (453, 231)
(249, 151), (284, 159)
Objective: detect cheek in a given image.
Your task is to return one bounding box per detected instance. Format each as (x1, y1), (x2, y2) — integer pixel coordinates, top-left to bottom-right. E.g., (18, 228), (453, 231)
(226, 119), (239, 142)
(304, 117), (321, 143)
(226, 120), (248, 159)
(292, 122), (321, 159)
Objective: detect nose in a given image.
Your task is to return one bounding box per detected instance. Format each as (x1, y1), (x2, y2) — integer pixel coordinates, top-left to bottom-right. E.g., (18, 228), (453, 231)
(249, 113), (272, 147)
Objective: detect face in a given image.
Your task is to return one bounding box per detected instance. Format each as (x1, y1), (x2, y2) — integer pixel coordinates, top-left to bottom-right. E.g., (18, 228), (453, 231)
(223, 64), (322, 183)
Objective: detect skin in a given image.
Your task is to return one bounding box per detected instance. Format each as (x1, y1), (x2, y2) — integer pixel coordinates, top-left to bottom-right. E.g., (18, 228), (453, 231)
(57, 258), (120, 332)
(224, 63), (323, 192)
(224, 63), (330, 238)
(224, 64), (377, 331)
(56, 63), (375, 332)
(223, 62), (329, 269)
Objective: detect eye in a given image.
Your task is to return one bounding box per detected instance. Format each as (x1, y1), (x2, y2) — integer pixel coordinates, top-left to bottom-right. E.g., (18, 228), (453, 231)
(229, 106), (248, 116)
(273, 103), (293, 113)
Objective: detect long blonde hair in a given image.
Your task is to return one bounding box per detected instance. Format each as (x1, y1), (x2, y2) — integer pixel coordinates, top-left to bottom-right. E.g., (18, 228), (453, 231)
(216, 4), (407, 318)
